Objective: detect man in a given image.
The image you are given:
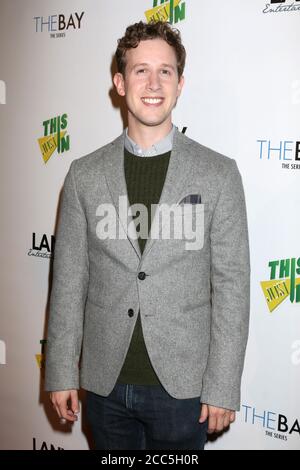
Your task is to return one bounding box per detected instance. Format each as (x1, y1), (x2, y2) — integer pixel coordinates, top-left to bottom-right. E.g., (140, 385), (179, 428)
(45, 21), (250, 450)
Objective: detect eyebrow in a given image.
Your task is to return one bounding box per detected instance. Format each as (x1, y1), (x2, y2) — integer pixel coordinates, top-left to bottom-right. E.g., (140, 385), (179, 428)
(161, 63), (176, 71)
(132, 62), (176, 71)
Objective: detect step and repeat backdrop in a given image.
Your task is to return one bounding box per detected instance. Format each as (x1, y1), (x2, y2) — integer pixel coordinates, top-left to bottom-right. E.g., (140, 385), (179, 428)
(0, 0), (299, 450)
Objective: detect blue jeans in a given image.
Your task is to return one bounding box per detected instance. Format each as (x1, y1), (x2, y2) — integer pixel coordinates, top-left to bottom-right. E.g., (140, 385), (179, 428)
(86, 382), (208, 450)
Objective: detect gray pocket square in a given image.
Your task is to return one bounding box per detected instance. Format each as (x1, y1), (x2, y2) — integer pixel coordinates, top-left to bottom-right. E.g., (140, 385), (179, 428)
(178, 194), (201, 205)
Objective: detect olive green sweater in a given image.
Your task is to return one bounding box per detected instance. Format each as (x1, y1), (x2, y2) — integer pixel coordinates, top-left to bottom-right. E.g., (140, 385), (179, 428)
(117, 147), (171, 385)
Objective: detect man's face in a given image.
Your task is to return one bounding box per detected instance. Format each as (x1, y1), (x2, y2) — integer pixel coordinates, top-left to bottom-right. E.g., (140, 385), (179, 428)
(114, 38), (184, 130)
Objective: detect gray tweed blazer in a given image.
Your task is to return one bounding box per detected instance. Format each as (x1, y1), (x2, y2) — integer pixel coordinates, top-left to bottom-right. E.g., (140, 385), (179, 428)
(45, 129), (250, 411)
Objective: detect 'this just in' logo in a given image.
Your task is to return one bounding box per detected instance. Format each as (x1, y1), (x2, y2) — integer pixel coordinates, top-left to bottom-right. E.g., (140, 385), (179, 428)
(38, 114), (70, 163)
(260, 257), (300, 312)
(257, 138), (300, 170)
(33, 12), (84, 39)
(242, 405), (300, 441)
(263, 0), (300, 14)
(0, 80), (6, 104)
(145, 0), (186, 24)
(36, 339), (46, 370)
(28, 233), (55, 259)
(33, 438), (64, 450)
(0, 340), (6, 365)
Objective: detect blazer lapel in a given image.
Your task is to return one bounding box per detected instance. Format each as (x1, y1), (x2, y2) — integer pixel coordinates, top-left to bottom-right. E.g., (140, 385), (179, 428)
(102, 132), (141, 260)
(142, 129), (196, 259)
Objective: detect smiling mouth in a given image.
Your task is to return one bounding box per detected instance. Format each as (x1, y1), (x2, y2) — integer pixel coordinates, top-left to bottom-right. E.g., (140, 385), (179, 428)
(141, 97), (164, 105)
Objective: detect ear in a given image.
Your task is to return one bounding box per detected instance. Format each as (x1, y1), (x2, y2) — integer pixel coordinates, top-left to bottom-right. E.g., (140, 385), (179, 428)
(113, 72), (126, 97)
(176, 75), (185, 98)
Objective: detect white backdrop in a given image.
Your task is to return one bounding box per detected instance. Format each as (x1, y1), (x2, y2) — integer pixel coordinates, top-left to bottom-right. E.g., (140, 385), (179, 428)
(0, 0), (299, 450)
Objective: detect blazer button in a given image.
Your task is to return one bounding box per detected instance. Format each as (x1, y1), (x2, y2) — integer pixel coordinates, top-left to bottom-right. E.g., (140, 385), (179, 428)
(128, 308), (134, 317)
(138, 271), (146, 280)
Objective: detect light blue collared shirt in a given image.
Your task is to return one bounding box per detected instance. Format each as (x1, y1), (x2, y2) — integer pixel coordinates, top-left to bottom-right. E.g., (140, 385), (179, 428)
(124, 124), (176, 157)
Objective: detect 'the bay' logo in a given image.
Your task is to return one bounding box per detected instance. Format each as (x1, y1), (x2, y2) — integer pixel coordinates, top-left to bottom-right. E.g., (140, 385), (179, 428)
(145, 0), (186, 24)
(261, 257), (300, 312)
(38, 113), (70, 163)
(242, 405), (300, 440)
(263, 0), (300, 14)
(33, 12), (84, 38)
(257, 138), (300, 171)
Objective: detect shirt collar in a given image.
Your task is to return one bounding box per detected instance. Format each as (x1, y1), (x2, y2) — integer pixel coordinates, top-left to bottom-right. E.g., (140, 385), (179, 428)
(124, 124), (176, 157)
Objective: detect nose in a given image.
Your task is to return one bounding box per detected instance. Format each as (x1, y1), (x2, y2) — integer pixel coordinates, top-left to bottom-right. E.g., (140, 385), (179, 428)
(147, 71), (161, 92)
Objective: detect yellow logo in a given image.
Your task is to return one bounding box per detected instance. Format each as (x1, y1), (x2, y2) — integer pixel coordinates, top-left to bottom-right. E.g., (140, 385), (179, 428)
(36, 340), (47, 370)
(38, 131), (67, 164)
(35, 353), (44, 369)
(261, 278), (300, 312)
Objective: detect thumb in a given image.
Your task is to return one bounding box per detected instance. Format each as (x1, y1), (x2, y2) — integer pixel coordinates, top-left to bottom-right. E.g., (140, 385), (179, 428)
(199, 403), (209, 423)
(70, 390), (80, 414)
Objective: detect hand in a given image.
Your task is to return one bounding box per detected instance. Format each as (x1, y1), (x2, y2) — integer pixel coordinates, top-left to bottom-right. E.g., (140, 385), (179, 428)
(50, 389), (79, 423)
(199, 404), (235, 434)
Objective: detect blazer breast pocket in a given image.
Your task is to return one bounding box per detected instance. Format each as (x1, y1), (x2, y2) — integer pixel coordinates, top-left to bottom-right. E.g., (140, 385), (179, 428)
(173, 201), (205, 251)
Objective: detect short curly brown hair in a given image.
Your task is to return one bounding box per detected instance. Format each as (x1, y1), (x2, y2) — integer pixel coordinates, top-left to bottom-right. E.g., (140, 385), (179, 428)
(115, 21), (186, 78)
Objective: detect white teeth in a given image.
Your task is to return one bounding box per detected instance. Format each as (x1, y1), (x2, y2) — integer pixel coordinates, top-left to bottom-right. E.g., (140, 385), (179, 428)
(142, 98), (163, 104)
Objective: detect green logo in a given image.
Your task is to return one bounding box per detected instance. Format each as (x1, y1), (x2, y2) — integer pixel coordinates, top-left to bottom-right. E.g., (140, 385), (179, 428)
(38, 113), (70, 163)
(145, 0), (186, 24)
(261, 257), (300, 312)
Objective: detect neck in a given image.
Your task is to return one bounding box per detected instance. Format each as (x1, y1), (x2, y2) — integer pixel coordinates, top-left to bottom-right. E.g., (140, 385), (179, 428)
(127, 119), (173, 149)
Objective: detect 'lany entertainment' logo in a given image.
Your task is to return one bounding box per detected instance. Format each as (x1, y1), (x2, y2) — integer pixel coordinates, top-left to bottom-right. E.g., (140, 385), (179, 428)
(261, 257), (300, 312)
(145, 0), (186, 24)
(38, 113), (70, 163)
(263, 0), (300, 14)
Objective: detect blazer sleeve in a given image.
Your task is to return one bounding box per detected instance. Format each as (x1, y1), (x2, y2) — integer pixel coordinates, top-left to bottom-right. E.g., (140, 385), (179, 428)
(201, 159), (250, 411)
(45, 160), (89, 391)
